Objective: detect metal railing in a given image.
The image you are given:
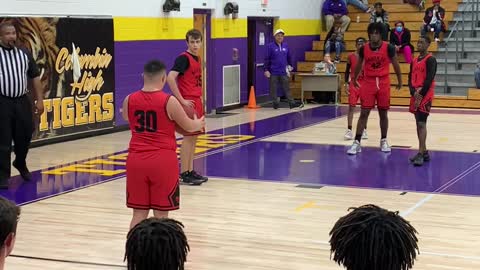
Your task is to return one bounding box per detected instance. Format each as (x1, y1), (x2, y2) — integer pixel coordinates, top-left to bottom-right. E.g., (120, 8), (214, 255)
(443, 0), (480, 93)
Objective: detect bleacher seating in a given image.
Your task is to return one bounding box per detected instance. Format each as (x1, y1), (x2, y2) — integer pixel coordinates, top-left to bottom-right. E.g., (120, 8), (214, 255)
(290, 0), (480, 108)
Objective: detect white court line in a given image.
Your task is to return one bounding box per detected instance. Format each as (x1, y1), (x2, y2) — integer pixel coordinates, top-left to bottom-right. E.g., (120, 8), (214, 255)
(400, 161), (480, 217)
(400, 194), (436, 217)
(434, 161), (480, 192)
(310, 162), (480, 262)
(311, 240), (480, 261)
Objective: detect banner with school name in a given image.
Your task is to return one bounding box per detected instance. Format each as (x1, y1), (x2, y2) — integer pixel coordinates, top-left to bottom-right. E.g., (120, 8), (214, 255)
(0, 17), (115, 142)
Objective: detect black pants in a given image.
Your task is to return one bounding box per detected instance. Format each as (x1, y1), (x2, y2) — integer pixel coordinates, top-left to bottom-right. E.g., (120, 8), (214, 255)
(380, 23), (390, 41)
(0, 95), (33, 180)
(270, 75), (293, 104)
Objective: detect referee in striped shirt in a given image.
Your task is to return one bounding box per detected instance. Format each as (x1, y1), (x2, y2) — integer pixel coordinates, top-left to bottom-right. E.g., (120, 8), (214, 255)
(0, 22), (44, 189)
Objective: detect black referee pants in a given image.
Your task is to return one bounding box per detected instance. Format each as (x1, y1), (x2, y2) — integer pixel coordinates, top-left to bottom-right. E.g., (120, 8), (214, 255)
(0, 95), (33, 180)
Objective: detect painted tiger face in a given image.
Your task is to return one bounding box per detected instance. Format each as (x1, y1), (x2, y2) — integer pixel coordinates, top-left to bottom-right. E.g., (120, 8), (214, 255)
(0, 17), (61, 98)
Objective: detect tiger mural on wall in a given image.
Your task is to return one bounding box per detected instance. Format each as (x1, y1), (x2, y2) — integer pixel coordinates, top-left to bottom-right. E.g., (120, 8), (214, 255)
(1, 16), (115, 141)
(0, 17), (66, 139)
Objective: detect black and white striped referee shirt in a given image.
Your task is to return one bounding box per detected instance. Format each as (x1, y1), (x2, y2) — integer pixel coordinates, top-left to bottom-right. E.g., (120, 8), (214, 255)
(0, 44), (40, 98)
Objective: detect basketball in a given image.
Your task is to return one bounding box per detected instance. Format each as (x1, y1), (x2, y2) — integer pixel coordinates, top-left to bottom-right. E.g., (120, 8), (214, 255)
(175, 103), (196, 135)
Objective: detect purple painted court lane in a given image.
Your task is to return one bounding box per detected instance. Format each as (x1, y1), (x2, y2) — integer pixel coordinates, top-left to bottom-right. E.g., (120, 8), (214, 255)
(0, 152), (129, 206)
(439, 162), (480, 196)
(3, 105), (480, 206)
(222, 105), (349, 137)
(0, 106), (348, 205)
(195, 141), (480, 195)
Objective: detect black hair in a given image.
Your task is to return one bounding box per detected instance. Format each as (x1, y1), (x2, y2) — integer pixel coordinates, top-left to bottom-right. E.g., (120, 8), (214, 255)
(374, 2), (382, 7)
(355, 37), (366, 44)
(0, 196), (20, 247)
(329, 204), (419, 270)
(125, 217), (189, 270)
(143, 60), (167, 76)
(0, 22), (15, 33)
(367, 22), (384, 35)
(186, 29), (202, 42)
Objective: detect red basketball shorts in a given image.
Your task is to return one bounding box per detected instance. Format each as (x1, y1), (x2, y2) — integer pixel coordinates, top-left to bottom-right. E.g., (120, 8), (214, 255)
(126, 150), (180, 211)
(409, 89), (434, 115)
(183, 96), (205, 137)
(360, 76), (391, 110)
(348, 81), (361, 107)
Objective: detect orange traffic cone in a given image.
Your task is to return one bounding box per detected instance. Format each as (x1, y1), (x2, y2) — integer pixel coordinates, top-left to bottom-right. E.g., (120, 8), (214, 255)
(246, 86), (261, 109)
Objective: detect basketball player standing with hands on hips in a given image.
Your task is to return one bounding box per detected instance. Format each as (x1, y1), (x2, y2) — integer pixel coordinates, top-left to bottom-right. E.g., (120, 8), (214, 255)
(0, 22), (44, 189)
(122, 60), (205, 229)
(347, 22), (403, 155)
(167, 29), (209, 185)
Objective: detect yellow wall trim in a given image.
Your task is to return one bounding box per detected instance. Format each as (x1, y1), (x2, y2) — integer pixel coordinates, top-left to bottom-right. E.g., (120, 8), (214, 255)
(114, 17), (193, 41)
(211, 18), (248, 39)
(114, 17), (320, 42)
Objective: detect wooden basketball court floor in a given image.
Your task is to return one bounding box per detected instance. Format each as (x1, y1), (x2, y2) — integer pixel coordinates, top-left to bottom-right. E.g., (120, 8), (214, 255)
(3, 104), (480, 270)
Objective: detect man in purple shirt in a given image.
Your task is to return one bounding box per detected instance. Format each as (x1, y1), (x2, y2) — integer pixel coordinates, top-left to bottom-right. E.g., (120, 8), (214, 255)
(322, 0), (351, 32)
(264, 29), (298, 109)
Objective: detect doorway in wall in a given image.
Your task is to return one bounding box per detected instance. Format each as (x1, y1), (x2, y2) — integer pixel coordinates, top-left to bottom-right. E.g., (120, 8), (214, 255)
(247, 17), (274, 103)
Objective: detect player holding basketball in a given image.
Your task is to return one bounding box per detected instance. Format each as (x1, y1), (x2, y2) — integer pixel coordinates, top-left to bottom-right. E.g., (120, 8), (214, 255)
(122, 60), (205, 229)
(408, 36), (436, 166)
(347, 22), (403, 155)
(344, 37), (368, 140)
(167, 29), (209, 184)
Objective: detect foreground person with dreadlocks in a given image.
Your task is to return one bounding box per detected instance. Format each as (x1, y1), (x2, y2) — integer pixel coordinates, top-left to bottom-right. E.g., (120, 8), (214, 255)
(125, 217), (189, 270)
(329, 204), (419, 270)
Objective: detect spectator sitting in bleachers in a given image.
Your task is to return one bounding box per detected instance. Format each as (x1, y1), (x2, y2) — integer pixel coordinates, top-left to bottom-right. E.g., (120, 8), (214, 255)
(0, 196), (21, 270)
(390, 21), (414, 64)
(324, 19), (345, 63)
(421, 0), (446, 42)
(322, 0), (351, 33)
(370, 2), (390, 41)
(342, 0), (373, 13)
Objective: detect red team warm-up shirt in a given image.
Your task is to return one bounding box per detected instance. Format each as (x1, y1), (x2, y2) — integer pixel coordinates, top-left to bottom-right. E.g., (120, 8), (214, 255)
(348, 53), (364, 83)
(176, 52), (202, 98)
(411, 54), (435, 92)
(362, 41), (391, 78)
(127, 91), (177, 153)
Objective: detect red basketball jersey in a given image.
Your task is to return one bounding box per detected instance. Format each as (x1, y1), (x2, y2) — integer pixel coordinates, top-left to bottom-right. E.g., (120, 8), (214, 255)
(411, 54), (435, 90)
(177, 52), (202, 97)
(127, 90), (176, 153)
(363, 42), (391, 78)
(348, 53), (364, 81)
